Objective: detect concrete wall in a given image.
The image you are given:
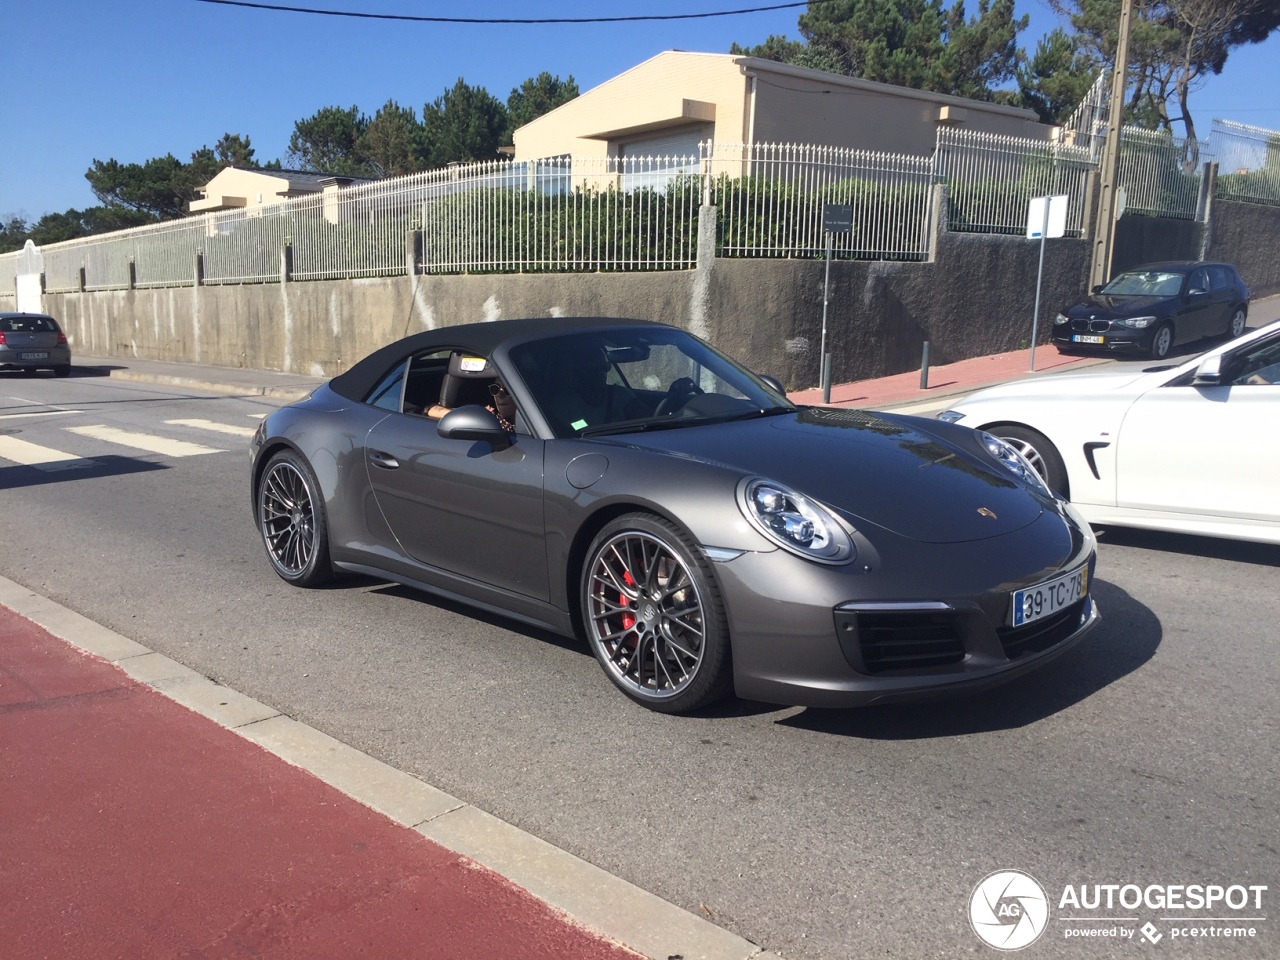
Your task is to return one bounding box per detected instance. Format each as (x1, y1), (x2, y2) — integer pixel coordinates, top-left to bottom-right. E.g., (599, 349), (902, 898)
(1203, 198), (1280, 296)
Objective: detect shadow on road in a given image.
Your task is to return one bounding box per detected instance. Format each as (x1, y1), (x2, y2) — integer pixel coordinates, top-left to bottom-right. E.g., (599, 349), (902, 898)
(1095, 525), (1280, 567)
(0, 454), (168, 490)
(777, 577), (1159, 739)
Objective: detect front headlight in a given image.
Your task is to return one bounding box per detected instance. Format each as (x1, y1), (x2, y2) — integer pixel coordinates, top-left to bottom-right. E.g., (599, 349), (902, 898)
(1118, 315), (1157, 329)
(737, 478), (854, 564)
(979, 432), (1052, 497)
(1054, 312), (1070, 325)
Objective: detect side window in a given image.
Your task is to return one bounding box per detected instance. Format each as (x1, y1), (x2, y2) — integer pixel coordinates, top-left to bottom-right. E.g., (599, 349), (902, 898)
(1209, 266), (1229, 291)
(1229, 340), (1280, 386)
(1188, 268), (1210, 293)
(365, 359), (409, 411)
(403, 350), (453, 415)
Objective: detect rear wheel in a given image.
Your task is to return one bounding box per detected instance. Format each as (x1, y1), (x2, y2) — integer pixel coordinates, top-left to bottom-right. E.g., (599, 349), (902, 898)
(581, 513), (732, 713)
(1227, 307), (1247, 339)
(256, 450), (333, 587)
(989, 425), (1069, 498)
(1149, 323), (1173, 360)
(54, 365), (71, 378)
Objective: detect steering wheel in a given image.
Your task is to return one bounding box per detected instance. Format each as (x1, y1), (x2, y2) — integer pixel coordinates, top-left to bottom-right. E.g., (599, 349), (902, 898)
(654, 376), (704, 417)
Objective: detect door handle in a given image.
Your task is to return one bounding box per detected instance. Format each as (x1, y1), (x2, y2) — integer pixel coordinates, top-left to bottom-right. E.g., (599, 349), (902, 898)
(368, 450), (400, 469)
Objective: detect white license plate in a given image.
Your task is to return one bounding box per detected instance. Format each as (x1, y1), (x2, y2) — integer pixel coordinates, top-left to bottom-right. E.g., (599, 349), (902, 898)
(1010, 566), (1088, 627)
(21, 352), (49, 360)
(1072, 335), (1104, 344)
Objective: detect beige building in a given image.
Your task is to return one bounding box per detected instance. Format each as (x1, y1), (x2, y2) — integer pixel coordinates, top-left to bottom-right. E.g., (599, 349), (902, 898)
(190, 168), (370, 214)
(513, 50), (1049, 163)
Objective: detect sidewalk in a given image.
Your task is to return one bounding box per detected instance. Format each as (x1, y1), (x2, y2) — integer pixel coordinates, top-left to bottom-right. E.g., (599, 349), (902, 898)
(0, 577), (768, 960)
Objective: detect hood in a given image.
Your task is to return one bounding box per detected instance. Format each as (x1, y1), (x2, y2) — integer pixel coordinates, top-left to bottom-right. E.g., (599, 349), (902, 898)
(600, 408), (1044, 544)
(960, 367), (1158, 403)
(1069, 293), (1170, 318)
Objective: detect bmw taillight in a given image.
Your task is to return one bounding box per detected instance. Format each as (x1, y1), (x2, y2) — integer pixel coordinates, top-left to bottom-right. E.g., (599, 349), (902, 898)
(57, 332), (68, 344)
(0, 331), (7, 345)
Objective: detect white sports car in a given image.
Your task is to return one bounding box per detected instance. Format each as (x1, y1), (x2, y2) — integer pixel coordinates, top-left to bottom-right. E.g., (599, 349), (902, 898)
(938, 319), (1280, 545)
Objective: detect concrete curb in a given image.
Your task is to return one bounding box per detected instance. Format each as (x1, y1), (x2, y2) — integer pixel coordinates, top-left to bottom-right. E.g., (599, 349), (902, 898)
(104, 368), (320, 403)
(0, 573), (777, 960)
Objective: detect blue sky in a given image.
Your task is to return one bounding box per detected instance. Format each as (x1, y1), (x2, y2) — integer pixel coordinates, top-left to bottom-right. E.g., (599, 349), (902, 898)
(4, 0), (1277, 220)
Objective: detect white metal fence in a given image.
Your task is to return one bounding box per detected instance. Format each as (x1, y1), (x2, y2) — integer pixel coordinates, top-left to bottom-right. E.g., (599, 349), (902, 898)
(708, 142), (935, 260)
(1117, 126), (1213, 219)
(1213, 119), (1280, 207)
(934, 127), (1094, 235)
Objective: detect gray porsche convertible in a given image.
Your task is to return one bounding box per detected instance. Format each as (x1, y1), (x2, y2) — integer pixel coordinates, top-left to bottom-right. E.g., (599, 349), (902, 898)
(250, 317), (1100, 713)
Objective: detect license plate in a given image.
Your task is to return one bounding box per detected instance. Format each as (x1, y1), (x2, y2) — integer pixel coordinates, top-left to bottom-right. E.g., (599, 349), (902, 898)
(1010, 566), (1088, 627)
(1072, 335), (1104, 344)
(20, 352), (49, 360)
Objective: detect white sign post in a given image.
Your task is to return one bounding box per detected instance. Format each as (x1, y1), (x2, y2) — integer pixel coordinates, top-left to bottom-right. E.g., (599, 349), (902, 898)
(1026, 195), (1068, 371)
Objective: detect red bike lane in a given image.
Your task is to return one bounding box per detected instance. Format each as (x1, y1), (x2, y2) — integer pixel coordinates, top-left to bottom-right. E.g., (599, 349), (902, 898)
(0, 605), (640, 960)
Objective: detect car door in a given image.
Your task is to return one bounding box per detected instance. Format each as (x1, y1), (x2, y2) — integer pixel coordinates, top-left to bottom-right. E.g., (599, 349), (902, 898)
(363, 413), (550, 601)
(1177, 267), (1217, 343)
(1114, 364), (1280, 523)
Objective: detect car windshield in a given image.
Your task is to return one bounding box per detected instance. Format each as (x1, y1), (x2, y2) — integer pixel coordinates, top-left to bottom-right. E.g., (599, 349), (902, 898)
(508, 327), (793, 438)
(1101, 270), (1183, 297)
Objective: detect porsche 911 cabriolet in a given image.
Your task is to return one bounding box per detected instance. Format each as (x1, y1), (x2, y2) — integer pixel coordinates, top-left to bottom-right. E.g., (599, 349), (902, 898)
(250, 317), (1099, 713)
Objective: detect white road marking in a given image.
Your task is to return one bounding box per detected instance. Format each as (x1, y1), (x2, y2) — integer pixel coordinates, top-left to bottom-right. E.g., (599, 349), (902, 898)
(0, 410), (83, 421)
(164, 418), (256, 438)
(65, 425), (226, 457)
(0, 435), (95, 470)
(246, 413), (267, 420)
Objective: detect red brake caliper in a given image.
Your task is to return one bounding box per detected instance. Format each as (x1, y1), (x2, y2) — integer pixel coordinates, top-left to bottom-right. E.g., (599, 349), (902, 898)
(620, 570), (637, 643)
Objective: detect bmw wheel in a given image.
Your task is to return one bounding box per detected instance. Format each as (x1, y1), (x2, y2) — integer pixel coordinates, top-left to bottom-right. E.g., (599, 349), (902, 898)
(1149, 323), (1173, 360)
(990, 425), (1069, 498)
(581, 513), (732, 713)
(257, 450), (333, 587)
(1227, 307), (1247, 339)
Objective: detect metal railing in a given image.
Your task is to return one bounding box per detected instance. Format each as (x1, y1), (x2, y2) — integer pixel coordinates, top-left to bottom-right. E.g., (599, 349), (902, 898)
(420, 155), (701, 273)
(934, 127), (1094, 236)
(707, 142), (935, 260)
(1116, 126), (1212, 219)
(1212, 119), (1280, 207)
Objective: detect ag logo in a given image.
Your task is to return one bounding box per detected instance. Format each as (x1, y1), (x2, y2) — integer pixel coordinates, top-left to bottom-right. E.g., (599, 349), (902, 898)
(969, 870), (1050, 950)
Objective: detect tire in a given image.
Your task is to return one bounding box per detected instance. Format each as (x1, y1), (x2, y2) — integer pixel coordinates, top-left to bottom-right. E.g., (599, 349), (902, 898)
(989, 425), (1069, 498)
(1149, 323), (1173, 360)
(1226, 307), (1247, 340)
(256, 450), (333, 587)
(54, 365), (71, 378)
(580, 513), (733, 713)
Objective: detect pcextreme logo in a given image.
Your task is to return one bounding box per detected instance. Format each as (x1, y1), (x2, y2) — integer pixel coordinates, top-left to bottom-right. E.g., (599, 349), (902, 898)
(969, 870), (1051, 951)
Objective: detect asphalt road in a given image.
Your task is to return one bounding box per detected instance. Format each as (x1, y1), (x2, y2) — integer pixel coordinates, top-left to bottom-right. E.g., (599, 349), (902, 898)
(1, 362), (1277, 959)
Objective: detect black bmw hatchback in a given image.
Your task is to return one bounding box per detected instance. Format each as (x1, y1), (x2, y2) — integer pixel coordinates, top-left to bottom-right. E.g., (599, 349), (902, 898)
(1053, 261), (1250, 360)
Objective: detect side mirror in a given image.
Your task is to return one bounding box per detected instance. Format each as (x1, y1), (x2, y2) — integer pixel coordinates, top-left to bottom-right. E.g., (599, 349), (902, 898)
(1191, 355), (1222, 386)
(757, 374), (787, 396)
(1188, 287), (1208, 297)
(437, 405), (511, 450)
(1091, 284), (1103, 294)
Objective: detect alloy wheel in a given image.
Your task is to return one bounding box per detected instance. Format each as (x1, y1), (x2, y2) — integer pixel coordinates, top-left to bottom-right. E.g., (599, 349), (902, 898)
(585, 531), (707, 702)
(259, 460), (316, 578)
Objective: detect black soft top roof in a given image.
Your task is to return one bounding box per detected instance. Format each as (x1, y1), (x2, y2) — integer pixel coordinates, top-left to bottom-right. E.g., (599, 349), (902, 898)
(329, 316), (661, 401)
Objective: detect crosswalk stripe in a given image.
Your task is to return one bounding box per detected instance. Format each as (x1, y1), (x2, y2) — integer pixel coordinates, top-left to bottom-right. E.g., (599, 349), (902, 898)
(65, 425), (225, 457)
(0, 410), (82, 421)
(164, 418), (256, 438)
(0, 435), (95, 469)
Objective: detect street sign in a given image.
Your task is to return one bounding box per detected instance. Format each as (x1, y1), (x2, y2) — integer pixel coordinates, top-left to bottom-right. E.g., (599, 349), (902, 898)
(1025, 195), (1068, 239)
(823, 204), (853, 233)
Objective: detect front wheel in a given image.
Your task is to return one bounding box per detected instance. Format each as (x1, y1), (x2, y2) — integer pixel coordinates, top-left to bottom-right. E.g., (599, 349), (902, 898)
(256, 450), (333, 587)
(1149, 323), (1173, 360)
(581, 513), (733, 713)
(989, 425), (1070, 498)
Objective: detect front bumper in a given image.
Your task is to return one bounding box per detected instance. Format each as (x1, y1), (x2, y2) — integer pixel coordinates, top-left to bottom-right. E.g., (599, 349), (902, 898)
(1053, 326), (1153, 354)
(713, 508), (1100, 707)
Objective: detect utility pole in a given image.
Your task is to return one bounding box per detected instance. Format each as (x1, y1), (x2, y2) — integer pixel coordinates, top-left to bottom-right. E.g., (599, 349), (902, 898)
(1089, 0), (1134, 290)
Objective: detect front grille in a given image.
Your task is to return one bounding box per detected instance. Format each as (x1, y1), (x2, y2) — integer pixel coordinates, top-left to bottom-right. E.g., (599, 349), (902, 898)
(838, 610), (966, 674)
(998, 599), (1086, 660)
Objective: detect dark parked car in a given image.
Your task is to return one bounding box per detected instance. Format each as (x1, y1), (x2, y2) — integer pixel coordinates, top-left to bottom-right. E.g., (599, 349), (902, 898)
(250, 318), (1099, 713)
(1053, 261), (1250, 360)
(0, 312), (72, 376)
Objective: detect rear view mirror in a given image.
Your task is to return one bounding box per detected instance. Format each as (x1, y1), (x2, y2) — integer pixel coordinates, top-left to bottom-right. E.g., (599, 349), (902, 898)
(1192, 355), (1222, 386)
(606, 346), (650, 363)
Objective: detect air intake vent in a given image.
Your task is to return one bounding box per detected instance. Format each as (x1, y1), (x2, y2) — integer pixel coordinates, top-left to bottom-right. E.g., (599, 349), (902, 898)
(837, 610), (966, 674)
(998, 599), (1086, 659)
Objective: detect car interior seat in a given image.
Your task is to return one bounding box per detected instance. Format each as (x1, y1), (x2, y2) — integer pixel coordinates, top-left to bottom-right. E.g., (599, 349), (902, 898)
(437, 352), (497, 411)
